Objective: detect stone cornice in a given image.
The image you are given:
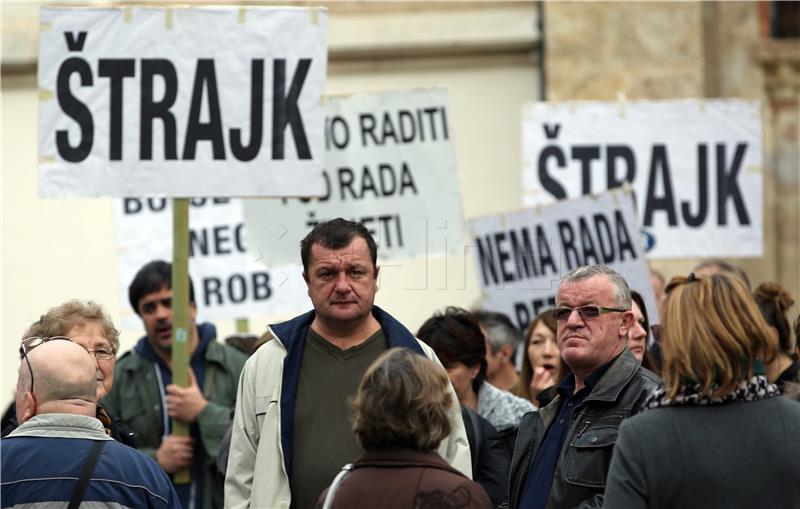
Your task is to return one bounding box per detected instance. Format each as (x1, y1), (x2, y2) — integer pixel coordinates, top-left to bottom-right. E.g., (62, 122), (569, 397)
(759, 39), (800, 99)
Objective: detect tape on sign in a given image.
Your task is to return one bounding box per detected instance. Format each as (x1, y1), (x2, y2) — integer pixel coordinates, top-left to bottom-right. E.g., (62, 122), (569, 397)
(165, 7), (173, 30)
(40, 22), (52, 31)
(123, 6), (133, 23)
(38, 89), (54, 102)
(617, 92), (627, 118)
(238, 7), (246, 24)
(39, 155), (55, 164)
(310, 8), (319, 25)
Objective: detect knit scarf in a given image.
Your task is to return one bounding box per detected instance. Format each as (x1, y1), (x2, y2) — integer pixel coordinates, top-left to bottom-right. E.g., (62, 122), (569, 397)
(643, 374), (781, 410)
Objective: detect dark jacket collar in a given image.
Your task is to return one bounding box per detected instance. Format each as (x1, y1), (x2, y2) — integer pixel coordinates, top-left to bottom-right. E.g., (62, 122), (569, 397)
(584, 349), (640, 403)
(354, 448), (463, 474)
(273, 305), (423, 484)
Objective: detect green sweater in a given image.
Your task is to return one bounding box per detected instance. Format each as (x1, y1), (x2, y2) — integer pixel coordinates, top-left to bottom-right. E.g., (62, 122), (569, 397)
(103, 334), (247, 509)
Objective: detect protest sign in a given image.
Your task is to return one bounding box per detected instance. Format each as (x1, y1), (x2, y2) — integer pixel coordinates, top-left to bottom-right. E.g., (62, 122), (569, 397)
(243, 87), (465, 264)
(469, 188), (658, 331)
(38, 6), (327, 198)
(115, 197), (309, 329)
(522, 99), (762, 258)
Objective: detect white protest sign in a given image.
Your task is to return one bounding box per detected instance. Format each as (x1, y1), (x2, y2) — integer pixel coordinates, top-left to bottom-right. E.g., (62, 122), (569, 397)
(243, 87), (465, 264)
(469, 189), (658, 331)
(522, 99), (762, 258)
(38, 6), (327, 198)
(115, 197), (309, 329)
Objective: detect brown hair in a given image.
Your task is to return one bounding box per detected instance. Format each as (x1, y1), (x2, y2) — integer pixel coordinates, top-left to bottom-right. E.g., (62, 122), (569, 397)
(661, 273), (778, 399)
(28, 300), (120, 352)
(753, 282), (795, 354)
(511, 309), (571, 400)
(352, 348), (452, 451)
(416, 307), (487, 394)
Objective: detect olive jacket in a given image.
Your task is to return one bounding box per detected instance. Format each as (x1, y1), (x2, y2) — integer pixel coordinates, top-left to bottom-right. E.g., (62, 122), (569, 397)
(507, 349), (660, 509)
(103, 324), (247, 509)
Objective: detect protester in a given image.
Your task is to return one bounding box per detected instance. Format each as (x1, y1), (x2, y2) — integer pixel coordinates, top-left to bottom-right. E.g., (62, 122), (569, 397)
(694, 258), (751, 289)
(474, 310), (521, 391)
(417, 307), (534, 454)
(1, 339), (180, 507)
(225, 219), (470, 509)
(507, 265), (660, 509)
(460, 404), (510, 508)
(316, 348), (491, 509)
(103, 260), (247, 509)
(511, 309), (571, 408)
(2, 300), (135, 445)
(604, 272), (800, 509)
(627, 290), (658, 372)
(753, 282), (799, 388)
(649, 268), (666, 316)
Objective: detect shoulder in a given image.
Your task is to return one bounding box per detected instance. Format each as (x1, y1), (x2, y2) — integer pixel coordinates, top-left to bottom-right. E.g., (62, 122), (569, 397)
(114, 349), (148, 370)
(208, 341), (249, 370)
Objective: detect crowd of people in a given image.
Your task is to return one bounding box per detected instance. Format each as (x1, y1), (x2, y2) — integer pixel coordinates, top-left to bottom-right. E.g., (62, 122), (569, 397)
(1, 218), (799, 509)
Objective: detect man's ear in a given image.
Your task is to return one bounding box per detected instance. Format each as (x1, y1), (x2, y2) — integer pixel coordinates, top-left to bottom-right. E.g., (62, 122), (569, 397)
(189, 301), (198, 322)
(500, 344), (515, 361)
(302, 271), (309, 284)
(374, 266), (380, 290)
(619, 311), (635, 338)
(19, 392), (36, 424)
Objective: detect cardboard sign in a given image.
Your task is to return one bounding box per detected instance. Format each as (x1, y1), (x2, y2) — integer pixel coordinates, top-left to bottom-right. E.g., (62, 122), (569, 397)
(243, 87), (465, 264)
(38, 6), (327, 198)
(522, 99), (762, 258)
(469, 189), (658, 331)
(115, 197), (309, 328)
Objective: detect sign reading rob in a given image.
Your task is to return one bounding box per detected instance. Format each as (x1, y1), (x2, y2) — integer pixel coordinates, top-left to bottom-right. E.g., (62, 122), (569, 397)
(522, 99), (762, 258)
(244, 87), (465, 264)
(469, 189), (658, 331)
(38, 6), (328, 198)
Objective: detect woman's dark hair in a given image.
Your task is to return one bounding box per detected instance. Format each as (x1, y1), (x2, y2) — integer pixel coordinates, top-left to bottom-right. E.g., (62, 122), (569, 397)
(352, 348), (452, 451)
(416, 307), (487, 393)
(754, 282), (795, 354)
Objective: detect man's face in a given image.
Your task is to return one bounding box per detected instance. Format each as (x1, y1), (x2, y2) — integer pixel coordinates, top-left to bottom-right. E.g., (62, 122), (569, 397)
(137, 285), (196, 353)
(305, 237), (378, 327)
(556, 275), (633, 375)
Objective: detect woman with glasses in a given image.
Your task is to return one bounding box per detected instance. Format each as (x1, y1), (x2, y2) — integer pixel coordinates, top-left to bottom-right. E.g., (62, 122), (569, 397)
(604, 273), (800, 509)
(11, 300), (136, 446)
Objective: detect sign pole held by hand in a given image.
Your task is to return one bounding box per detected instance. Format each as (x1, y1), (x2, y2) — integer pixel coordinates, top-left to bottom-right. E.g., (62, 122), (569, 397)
(171, 197), (191, 484)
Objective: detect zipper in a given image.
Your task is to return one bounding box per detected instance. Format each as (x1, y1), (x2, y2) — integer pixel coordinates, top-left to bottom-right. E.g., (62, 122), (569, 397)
(575, 420), (591, 439)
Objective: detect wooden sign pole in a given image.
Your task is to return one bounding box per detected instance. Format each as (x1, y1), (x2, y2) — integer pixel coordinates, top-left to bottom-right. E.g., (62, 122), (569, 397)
(171, 198), (191, 485)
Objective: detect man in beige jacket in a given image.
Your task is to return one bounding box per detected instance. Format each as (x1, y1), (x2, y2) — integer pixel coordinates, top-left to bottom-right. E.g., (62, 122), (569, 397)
(225, 219), (471, 509)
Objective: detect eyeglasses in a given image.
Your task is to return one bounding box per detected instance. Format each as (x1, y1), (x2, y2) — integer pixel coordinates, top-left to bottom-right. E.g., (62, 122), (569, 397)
(552, 305), (629, 322)
(84, 347), (116, 360)
(19, 336), (75, 394)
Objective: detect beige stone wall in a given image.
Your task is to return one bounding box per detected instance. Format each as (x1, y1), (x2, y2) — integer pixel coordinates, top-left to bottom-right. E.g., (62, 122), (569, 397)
(545, 1), (799, 308)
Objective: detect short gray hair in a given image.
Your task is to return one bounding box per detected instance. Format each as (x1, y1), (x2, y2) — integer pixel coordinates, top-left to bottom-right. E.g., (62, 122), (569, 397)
(560, 265), (632, 308)
(472, 310), (521, 351)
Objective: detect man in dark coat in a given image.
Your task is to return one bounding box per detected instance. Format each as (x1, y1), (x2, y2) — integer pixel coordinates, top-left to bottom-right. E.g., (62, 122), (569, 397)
(507, 265), (660, 509)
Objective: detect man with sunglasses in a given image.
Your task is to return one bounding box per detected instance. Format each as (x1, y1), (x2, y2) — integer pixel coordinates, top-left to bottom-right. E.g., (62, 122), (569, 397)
(507, 265), (660, 509)
(1, 338), (179, 507)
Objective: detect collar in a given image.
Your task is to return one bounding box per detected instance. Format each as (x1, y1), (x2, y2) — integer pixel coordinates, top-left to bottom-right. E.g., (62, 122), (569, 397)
(269, 306), (423, 354)
(644, 374), (780, 409)
(8, 413), (112, 440)
(356, 448), (460, 472)
(557, 354), (616, 397)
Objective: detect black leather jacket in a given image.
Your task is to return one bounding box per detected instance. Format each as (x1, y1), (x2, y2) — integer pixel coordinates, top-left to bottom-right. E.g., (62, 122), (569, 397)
(507, 349), (660, 509)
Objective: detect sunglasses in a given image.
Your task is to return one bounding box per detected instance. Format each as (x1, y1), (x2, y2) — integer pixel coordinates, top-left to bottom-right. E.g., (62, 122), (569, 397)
(552, 305), (628, 322)
(19, 336), (75, 394)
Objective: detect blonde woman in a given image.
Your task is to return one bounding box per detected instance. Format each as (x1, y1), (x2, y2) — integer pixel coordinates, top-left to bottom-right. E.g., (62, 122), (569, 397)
(605, 273), (800, 509)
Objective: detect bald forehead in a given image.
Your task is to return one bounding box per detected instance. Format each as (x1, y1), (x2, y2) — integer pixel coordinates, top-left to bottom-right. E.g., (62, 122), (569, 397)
(27, 339), (94, 373)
